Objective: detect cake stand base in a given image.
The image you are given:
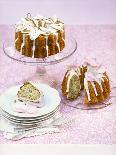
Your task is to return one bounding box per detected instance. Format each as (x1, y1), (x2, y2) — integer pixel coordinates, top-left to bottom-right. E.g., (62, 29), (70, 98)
(27, 65), (58, 88)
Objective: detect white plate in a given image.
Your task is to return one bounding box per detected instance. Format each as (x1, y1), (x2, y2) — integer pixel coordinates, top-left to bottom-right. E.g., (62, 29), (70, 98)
(0, 82), (61, 118)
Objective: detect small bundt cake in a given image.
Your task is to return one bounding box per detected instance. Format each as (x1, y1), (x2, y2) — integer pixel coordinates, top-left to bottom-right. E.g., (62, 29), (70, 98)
(61, 64), (110, 106)
(17, 81), (43, 103)
(15, 14), (65, 58)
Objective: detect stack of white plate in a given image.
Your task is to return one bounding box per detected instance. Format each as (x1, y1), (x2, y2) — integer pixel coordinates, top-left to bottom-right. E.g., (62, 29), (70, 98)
(0, 82), (61, 130)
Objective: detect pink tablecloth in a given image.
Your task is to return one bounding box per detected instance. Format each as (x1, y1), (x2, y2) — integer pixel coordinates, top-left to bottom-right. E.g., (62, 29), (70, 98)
(0, 25), (116, 144)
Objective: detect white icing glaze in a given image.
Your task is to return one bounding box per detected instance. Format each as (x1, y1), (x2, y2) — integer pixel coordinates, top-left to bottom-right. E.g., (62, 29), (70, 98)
(32, 40), (35, 58)
(15, 18), (34, 32)
(15, 14), (65, 58)
(41, 20), (45, 27)
(55, 32), (60, 52)
(52, 15), (58, 23)
(92, 82), (98, 96)
(84, 79), (91, 101)
(21, 33), (25, 54)
(84, 65), (106, 100)
(15, 38), (18, 43)
(29, 27), (44, 40)
(45, 36), (49, 57)
(15, 14), (64, 41)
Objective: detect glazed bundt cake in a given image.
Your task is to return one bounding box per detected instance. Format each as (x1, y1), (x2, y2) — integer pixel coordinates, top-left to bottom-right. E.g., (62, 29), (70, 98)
(61, 64), (110, 106)
(17, 82), (43, 103)
(15, 14), (65, 58)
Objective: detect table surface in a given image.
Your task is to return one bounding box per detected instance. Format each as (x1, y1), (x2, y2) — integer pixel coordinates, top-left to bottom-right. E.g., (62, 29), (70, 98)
(0, 25), (116, 144)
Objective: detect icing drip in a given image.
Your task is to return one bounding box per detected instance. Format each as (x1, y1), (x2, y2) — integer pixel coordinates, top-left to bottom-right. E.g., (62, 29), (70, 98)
(55, 33), (60, 52)
(21, 33), (25, 54)
(84, 65), (106, 100)
(15, 38), (18, 43)
(84, 79), (91, 101)
(92, 82), (98, 96)
(32, 40), (35, 58)
(45, 36), (49, 57)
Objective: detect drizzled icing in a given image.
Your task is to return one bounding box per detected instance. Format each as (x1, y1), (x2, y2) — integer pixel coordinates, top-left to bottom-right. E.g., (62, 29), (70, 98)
(65, 63), (108, 102)
(15, 14), (64, 39)
(15, 14), (64, 57)
(21, 34), (25, 54)
(84, 65), (106, 101)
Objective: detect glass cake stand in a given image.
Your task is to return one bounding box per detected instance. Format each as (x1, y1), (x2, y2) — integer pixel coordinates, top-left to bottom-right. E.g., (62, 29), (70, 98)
(3, 33), (77, 88)
(61, 92), (113, 110)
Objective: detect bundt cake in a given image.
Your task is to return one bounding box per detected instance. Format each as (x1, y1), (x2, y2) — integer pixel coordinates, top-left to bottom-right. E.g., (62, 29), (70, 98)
(15, 14), (65, 58)
(61, 64), (110, 106)
(17, 81), (43, 103)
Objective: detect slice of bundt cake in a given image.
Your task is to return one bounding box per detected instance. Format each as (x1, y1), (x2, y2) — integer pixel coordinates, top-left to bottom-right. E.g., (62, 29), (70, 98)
(17, 82), (43, 103)
(61, 68), (81, 99)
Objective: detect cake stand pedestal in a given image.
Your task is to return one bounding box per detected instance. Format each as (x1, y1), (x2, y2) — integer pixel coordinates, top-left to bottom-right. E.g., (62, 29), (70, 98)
(29, 65), (58, 88)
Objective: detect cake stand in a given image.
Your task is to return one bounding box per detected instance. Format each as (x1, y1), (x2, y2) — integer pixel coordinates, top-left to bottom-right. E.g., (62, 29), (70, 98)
(61, 92), (114, 110)
(3, 32), (77, 88)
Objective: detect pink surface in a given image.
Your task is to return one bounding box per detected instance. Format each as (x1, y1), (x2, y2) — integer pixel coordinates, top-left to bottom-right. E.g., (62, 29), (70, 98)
(0, 25), (116, 144)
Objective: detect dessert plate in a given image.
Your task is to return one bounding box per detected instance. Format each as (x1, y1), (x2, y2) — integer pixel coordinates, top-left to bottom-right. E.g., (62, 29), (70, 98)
(0, 82), (61, 118)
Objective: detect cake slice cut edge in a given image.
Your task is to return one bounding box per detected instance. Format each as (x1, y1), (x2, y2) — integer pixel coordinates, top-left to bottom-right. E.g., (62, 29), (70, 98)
(17, 81), (44, 103)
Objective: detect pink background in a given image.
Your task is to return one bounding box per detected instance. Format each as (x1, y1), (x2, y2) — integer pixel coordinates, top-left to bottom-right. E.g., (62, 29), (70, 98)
(0, 0), (116, 25)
